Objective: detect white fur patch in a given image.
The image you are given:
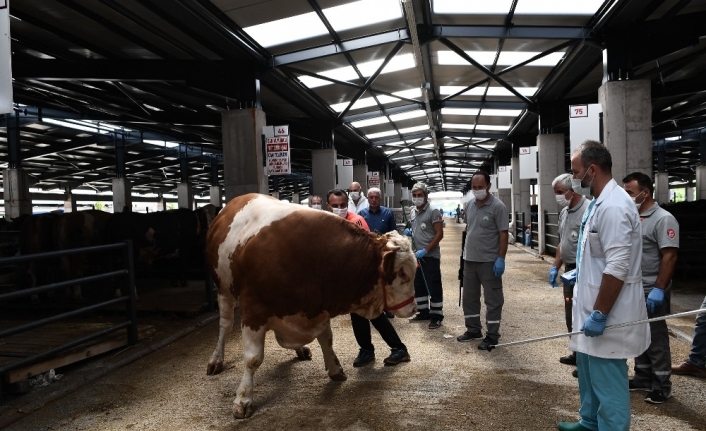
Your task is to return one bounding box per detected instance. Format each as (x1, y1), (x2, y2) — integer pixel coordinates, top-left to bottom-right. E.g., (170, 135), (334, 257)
(215, 196), (332, 291)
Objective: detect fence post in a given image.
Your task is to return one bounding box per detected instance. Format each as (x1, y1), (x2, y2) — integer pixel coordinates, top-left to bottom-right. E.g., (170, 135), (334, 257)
(123, 240), (138, 345)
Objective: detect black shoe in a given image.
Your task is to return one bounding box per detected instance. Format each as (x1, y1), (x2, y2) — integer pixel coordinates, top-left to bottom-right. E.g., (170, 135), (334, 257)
(572, 369), (578, 378)
(428, 319), (442, 329)
(353, 349), (375, 367)
(383, 349), (410, 366)
(409, 313), (430, 321)
(559, 353), (577, 366)
(645, 390), (671, 404)
(384, 310), (395, 319)
(478, 337), (498, 350)
(456, 331), (483, 342)
(629, 380), (650, 392)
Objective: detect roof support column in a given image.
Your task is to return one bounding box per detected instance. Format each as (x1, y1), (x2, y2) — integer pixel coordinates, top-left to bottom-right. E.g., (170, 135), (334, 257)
(3, 113), (31, 217)
(598, 79), (651, 185)
(177, 144), (193, 209)
(312, 149), (337, 207)
(654, 146), (669, 205)
(112, 136), (132, 213)
(271, 176), (280, 200)
(63, 186), (77, 213)
(209, 157), (222, 207)
(221, 106), (268, 201)
(536, 133), (565, 255)
(511, 156), (531, 242)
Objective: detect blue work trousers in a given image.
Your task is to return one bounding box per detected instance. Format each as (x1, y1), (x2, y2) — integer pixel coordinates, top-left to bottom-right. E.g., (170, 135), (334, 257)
(576, 352), (630, 431)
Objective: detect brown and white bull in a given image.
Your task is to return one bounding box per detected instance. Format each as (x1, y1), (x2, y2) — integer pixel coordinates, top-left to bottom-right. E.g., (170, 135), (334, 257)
(205, 194), (417, 419)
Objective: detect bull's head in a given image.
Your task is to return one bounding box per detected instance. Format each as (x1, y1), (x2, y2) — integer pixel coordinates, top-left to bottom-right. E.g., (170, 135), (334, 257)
(378, 231), (417, 318)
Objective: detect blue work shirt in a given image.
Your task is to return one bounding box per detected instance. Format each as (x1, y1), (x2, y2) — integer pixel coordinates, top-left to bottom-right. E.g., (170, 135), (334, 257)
(359, 206), (397, 234)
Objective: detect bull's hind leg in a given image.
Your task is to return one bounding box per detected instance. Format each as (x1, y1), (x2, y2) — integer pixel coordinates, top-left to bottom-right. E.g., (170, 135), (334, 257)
(317, 323), (346, 381)
(207, 292), (238, 375)
(233, 325), (266, 419)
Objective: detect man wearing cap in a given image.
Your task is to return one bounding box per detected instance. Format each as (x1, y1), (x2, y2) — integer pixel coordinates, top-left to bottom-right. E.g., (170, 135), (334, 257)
(405, 182), (445, 330)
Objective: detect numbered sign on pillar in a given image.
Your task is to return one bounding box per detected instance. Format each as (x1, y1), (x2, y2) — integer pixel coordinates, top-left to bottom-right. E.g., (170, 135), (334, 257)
(368, 171), (380, 189)
(498, 165), (511, 189)
(569, 104), (602, 155)
(335, 159), (353, 189)
(519, 146), (538, 179)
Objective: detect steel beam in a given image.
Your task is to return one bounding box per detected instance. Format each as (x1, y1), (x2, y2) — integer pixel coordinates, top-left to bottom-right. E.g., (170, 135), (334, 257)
(429, 25), (593, 40)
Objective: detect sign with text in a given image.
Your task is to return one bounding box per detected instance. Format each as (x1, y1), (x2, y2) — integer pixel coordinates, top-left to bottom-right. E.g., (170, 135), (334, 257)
(569, 105), (589, 118)
(0, 0), (13, 115)
(274, 125), (289, 136)
(368, 171), (380, 189)
(265, 136), (291, 175)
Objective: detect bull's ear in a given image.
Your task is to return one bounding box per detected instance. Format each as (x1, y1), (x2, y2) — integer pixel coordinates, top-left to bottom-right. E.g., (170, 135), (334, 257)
(380, 248), (398, 285)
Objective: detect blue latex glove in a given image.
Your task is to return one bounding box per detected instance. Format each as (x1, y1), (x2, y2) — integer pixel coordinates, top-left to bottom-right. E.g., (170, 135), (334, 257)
(493, 257), (505, 277)
(580, 310), (608, 337)
(549, 266), (559, 288)
(646, 287), (665, 314)
(415, 249), (427, 259)
(403, 228), (412, 237)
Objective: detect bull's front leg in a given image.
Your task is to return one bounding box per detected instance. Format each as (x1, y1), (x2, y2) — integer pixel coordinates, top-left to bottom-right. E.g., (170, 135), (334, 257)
(207, 292), (237, 375)
(316, 323), (346, 381)
(233, 325), (266, 419)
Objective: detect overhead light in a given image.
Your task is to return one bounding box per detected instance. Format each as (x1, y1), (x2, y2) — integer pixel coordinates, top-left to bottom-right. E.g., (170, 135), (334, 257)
(331, 88), (422, 112)
(440, 86), (537, 97)
(298, 53), (416, 89)
(43, 118), (112, 135)
(365, 125), (428, 140)
(438, 50), (565, 67)
(444, 123), (510, 131)
(442, 108), (522, 117)
(433, 0), (604, 15)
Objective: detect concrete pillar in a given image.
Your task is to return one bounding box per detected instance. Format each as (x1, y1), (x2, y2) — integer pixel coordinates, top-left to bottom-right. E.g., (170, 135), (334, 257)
(112, 177), (132, 213)
(291, 193), (300, 204)
(685, 186), (694, 202)
(496, 188), (511, 219)
(156, 193), (166, 212)
(177, 182), (194, 209)
(696, 166), (706, 200)
(537, 133), (565, 254)
(654, 172), (670, 205)
(2, 168), (32, 218)
(520, 178), (532, 241)
(312, 149), (337, 204)
(221, 108), (268, 201)
(393, 182), (402, 208)
(353, 164), (368, 190)
(271, 191), (280, 200)
(210, 186), (223, 207)
(63, 192), (77, 213)
(598, 80), (652, 183)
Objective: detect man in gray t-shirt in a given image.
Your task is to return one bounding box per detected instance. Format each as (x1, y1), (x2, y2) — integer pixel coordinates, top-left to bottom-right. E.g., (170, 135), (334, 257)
(549, 173), (590, 368)
(457, 170), (508, 350)
(624, 172), (679, 404)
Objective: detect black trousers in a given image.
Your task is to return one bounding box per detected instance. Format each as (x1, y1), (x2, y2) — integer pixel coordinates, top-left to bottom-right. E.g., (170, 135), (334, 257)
(350, 312), (406, 352)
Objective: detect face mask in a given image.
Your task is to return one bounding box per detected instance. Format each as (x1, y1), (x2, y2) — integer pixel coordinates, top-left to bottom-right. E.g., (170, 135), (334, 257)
(473, 189), (488, 201)
(411, 197), (425, 207)
(571, 166), (592, 193)
(555, 192), (571, 207)
(633, 191), (646, 210)
(332, 207), (347, 217)
(349, 192), (360, 200)
(311, 204), (322, 210)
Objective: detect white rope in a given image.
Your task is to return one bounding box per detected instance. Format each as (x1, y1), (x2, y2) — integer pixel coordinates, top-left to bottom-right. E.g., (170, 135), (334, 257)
(488, 308), (706, 351)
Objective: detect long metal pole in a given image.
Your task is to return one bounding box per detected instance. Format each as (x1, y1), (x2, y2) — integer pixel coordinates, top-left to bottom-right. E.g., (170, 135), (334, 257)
(487, 308), (706, 351)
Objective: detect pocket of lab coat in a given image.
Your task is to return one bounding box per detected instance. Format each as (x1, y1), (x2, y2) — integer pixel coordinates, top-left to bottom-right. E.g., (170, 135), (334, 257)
(588, 232), (604, 258)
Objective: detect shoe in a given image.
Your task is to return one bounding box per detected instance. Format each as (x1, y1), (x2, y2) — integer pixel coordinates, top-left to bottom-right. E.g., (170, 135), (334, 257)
(409, 313), (431, 321)
(672, 360), (706, 378)
(571, 369), (578, 378)
(353, 349), (375, 367)
(645, 389), (671, 404)
(559, 353), (577, 366)
(428, 319), (441, 329)
(478, 337), (498, 350)
(384, 310), (395, 319)
(383, 349), (410, 366)
(557, 421), (592, 431)
(629, 380), (651, 392)
(456, 331), (483, 342)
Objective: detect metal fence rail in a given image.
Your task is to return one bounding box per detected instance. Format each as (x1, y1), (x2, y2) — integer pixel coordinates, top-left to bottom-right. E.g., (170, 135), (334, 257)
(544, 211), (560, 256)
(0, 240), (137, 398)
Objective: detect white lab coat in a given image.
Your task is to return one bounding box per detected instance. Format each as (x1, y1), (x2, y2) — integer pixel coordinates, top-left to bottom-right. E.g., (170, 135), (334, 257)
(569, 179), (650, 359)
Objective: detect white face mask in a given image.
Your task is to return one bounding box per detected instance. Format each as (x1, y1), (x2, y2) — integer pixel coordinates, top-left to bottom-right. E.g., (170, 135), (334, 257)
(472, 189), (488, 201)
(332, 207), (347, 217)
(555, 192), (571, 207)
(349, 191), (360, 200)
(633, 191), (646, 210)
(572, 167), (592, 193)
(311, 204), (322, 210)
(411, 197), (425, 207)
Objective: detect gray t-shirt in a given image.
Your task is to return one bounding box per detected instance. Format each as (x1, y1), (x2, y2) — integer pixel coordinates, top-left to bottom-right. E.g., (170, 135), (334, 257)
(410, 203), (443, 259)
(640, 203), (679, 291)
(558, 197), (590, 265)
(463, 195), (508, 262)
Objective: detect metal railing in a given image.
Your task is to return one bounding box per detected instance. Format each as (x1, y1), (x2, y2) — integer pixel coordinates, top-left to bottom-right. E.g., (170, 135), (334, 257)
(544, 211), (560, 256)
(0, 241), (137, 398)
(513, 212), (526, 245)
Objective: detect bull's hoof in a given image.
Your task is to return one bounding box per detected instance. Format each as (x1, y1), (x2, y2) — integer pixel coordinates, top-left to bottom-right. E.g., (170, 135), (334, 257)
(206, 361), (223, 375)
(295, 346), (312, 361)
(233, 400), (253, 419)
(329, 370), (347, 382)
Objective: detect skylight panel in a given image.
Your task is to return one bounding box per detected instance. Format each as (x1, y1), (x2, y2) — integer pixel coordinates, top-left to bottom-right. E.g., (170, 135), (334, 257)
(438, 51), (565, 67)
(351, 116), (390, 128)
(331, 88), (422, 112)
(244, 0), (402, 48)
(351, 109), (425, 129)
(444, 123), (510, 131)
(298, 54), (416, 89)
(440, 86), (537, 97)
(433, 0), (604, 15)
(390, 110), (427, 122)
(365, 125), (428, 140)
(442, 108), (522, 117)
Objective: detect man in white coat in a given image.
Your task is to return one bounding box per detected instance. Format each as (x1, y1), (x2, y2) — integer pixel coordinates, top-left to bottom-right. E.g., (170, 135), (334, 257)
(557, 140), (650, 431)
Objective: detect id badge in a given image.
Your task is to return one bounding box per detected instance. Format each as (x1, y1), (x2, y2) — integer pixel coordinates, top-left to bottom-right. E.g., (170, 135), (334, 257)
(560, 268), (577, 286)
